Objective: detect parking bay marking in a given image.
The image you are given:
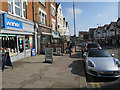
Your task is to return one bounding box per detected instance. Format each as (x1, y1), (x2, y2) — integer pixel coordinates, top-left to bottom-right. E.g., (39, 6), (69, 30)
(87, 82), (102, 88)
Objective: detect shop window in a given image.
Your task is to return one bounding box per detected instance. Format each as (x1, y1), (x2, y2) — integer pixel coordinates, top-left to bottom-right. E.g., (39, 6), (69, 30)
(25, 36), (32, 50)
(41, 35), (50, 45)
(1, 35), (17, 53)
(25, 37), (30, 50)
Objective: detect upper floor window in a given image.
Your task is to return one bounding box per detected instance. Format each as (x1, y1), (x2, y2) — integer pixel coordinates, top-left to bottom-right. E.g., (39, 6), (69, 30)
(8, 0), (12, 13)
(39, 7), (46, 25)
(52, 18), (55, 30)
(51, 4), (55, 17)
(23, 1), (27, 18)
(38, 0), (46, 6)
(15, 0), (20, 16)
(8, 0), (27, 18)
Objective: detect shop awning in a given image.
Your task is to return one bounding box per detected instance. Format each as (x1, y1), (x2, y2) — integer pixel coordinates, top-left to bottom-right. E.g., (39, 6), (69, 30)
(52, 31), (60, 38)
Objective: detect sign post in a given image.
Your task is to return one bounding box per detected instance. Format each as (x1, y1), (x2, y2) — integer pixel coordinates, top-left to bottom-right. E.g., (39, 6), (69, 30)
(45, 48), (53, 63)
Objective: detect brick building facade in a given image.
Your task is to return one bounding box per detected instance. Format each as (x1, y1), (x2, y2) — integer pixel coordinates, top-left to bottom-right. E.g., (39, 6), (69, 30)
(33, 0), (57, 54)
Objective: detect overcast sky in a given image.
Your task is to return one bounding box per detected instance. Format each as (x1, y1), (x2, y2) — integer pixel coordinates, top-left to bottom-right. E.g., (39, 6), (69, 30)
(57, 2), (118, 36)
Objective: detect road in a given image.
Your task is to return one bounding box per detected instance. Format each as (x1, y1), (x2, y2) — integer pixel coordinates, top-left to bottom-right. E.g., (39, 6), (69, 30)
(76, 45), (120, 89)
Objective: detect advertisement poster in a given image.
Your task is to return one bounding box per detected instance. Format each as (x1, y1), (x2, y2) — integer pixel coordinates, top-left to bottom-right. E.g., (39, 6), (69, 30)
(29, 36), (32, 48)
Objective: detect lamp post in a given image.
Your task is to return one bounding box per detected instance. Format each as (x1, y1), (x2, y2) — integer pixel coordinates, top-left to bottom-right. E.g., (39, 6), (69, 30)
(73, 0), (76, 37)
(73, 0), (77, 52)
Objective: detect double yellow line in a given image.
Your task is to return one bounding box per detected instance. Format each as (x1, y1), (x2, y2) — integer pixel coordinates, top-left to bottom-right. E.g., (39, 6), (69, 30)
(88, 82), (101, 88)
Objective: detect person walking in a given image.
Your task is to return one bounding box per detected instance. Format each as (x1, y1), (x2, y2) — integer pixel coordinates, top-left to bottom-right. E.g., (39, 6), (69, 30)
(68, 41), (73, 57)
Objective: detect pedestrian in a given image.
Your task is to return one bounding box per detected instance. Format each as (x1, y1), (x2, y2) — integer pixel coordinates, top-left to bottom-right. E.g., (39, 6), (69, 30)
(68, 41), (73, 57)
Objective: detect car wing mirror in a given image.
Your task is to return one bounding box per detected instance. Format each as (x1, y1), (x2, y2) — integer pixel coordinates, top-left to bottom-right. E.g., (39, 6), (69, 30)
(111, 54), (114, 57)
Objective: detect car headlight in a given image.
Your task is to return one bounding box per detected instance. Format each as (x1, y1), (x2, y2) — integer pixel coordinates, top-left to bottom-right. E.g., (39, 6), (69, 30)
(114, 59), (120, 67)
(88, 61), (94, 67)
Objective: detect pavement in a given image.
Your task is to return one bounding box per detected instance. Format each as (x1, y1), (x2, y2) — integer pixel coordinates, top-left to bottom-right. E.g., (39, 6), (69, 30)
(2, 48), (87, 89)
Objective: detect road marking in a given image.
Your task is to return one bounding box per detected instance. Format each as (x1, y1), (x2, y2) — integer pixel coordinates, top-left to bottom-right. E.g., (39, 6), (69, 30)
(88, 82), (101, 88)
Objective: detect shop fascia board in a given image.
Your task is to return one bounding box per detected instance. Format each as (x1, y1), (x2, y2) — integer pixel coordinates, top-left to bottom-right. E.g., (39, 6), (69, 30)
(1, 29), (34, 35)
(1, 27), (34, 33)
(38, 24), (51, 29)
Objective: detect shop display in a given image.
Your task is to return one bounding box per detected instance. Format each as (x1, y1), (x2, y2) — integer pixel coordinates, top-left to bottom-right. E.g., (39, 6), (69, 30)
(1, 35), (17, 53)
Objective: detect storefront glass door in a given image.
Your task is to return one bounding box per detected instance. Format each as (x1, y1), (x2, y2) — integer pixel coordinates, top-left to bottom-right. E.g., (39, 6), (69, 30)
(17, 36), (25, 60)
(18, 37), (24, 53)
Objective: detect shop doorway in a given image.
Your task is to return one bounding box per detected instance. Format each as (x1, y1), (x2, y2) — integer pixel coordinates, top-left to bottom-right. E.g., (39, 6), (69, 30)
(17, 36), (25, 60)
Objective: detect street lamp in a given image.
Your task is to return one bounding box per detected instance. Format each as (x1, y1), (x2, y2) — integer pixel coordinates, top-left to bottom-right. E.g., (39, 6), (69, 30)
(73, 0), (77, 52)
(73, 0), (76, 37)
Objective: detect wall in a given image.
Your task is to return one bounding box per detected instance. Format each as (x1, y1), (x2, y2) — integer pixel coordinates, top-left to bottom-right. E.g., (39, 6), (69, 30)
(27, 2), (33, 21)
(1, 1), (8, 12)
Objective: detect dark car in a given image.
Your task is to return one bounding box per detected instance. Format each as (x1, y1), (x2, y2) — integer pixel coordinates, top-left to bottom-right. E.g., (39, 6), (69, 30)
(82, 42), (102, 56)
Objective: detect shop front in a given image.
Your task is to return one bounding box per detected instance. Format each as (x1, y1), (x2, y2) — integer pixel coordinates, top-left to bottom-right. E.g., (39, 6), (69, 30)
(37, 24), (51, 54)
(0, 13), (34, 62)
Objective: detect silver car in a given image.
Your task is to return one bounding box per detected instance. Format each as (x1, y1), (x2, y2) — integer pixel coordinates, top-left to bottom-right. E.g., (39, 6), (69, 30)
(83, 50), (120, 77)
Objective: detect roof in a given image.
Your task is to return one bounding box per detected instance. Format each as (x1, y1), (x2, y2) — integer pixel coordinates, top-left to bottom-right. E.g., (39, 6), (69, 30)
(117, 18), (120, 22)
(109, 22), (117, 27)
(98, 26), (104, 29)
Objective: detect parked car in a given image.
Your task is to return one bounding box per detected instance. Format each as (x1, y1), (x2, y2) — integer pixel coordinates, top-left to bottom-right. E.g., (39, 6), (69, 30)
(83, 50), (120, 77)
(82, 42), (102, 56)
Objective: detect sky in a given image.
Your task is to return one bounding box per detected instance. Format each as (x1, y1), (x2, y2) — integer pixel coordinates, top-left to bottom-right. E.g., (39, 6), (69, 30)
(56, 2), (118, 36)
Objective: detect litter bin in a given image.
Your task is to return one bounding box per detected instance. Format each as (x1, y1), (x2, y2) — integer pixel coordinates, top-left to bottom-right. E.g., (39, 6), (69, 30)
(31, 48), (36, 56)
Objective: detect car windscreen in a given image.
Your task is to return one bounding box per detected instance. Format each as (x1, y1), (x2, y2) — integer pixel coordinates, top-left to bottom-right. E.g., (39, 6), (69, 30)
(88, 43), (99, 48)
(88, 50), (111, 57)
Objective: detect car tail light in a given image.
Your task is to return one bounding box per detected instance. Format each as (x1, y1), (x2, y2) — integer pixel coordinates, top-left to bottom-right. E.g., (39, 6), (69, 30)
(85, 44), (88, 51)
(98, 44), (102, 49)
